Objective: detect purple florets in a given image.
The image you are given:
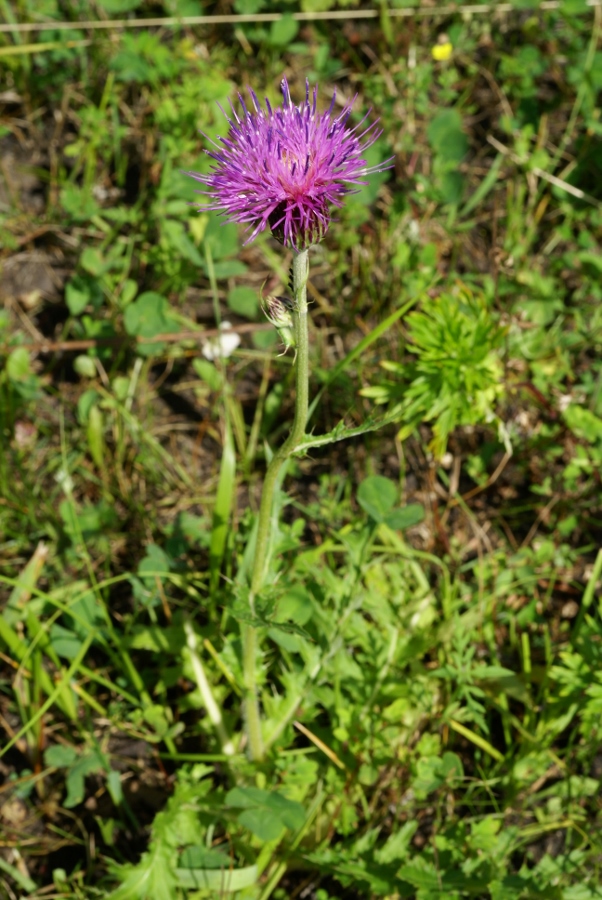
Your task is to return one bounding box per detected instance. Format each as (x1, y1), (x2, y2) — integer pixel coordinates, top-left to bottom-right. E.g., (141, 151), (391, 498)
(187, 77), (391, 252)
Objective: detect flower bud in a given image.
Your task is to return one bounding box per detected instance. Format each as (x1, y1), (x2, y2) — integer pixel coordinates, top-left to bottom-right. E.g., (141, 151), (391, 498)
(260, 294), (296, 355)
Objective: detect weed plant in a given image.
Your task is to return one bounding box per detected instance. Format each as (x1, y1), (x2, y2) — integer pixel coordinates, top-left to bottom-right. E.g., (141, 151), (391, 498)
(1, 2), (602, 899)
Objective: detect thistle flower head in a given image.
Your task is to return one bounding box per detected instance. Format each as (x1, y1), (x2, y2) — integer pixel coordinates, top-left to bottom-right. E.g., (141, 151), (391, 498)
(187, 77), (391, 251)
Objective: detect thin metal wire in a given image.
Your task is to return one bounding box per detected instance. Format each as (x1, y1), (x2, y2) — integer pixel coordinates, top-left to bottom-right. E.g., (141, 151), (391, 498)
(0, 1), (599, 34)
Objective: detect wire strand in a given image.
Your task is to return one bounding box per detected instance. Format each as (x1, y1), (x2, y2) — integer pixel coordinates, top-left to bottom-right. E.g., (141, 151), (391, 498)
(0, 2), (600, 34)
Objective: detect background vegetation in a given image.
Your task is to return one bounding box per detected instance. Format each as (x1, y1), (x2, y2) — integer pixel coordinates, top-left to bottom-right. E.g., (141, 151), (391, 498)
(1, 0), (602, 897)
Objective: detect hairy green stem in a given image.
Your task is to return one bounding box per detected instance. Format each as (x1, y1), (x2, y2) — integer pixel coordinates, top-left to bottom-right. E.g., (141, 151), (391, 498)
(242, 249), (310, 761)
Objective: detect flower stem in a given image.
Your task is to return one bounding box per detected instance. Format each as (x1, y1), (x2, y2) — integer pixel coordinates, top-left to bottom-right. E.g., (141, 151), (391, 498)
(242, 249), (310, 761)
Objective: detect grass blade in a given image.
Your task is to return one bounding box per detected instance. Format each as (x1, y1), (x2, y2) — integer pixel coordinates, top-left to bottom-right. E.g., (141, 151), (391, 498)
(209, 413), (236, 595)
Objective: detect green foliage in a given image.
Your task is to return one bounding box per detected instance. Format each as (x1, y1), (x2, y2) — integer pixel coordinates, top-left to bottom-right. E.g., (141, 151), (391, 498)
(106, 771), (265, 899)
(225, 786), (305, 841)
(362, 286), (503, 457)
(110, 32), (182, 84)
(44, 743), (121, 808)
(123, 292), (181, 356)
(427, 108), (469, 205)
(357, 475), (424, 529)
(363, 285), (505, 457)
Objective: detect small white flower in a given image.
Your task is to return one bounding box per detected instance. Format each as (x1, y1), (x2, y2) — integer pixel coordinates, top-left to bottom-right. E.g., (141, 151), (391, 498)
(201, 322), (241, 361)
(55, 467), (74, 494)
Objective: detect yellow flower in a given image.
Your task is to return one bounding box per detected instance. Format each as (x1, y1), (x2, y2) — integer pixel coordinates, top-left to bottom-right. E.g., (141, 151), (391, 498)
(432, 34), (453, 61)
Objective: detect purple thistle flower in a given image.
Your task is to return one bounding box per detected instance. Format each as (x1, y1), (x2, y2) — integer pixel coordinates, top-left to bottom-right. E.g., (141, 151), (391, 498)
(187, 78), (392, 252)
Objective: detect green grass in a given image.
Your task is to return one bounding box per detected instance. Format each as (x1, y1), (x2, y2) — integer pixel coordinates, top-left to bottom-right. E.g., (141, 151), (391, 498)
(2, 1), (602, 898)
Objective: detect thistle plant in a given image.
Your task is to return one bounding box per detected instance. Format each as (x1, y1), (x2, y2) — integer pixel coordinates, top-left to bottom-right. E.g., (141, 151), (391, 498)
(188, 77), (390, 760)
